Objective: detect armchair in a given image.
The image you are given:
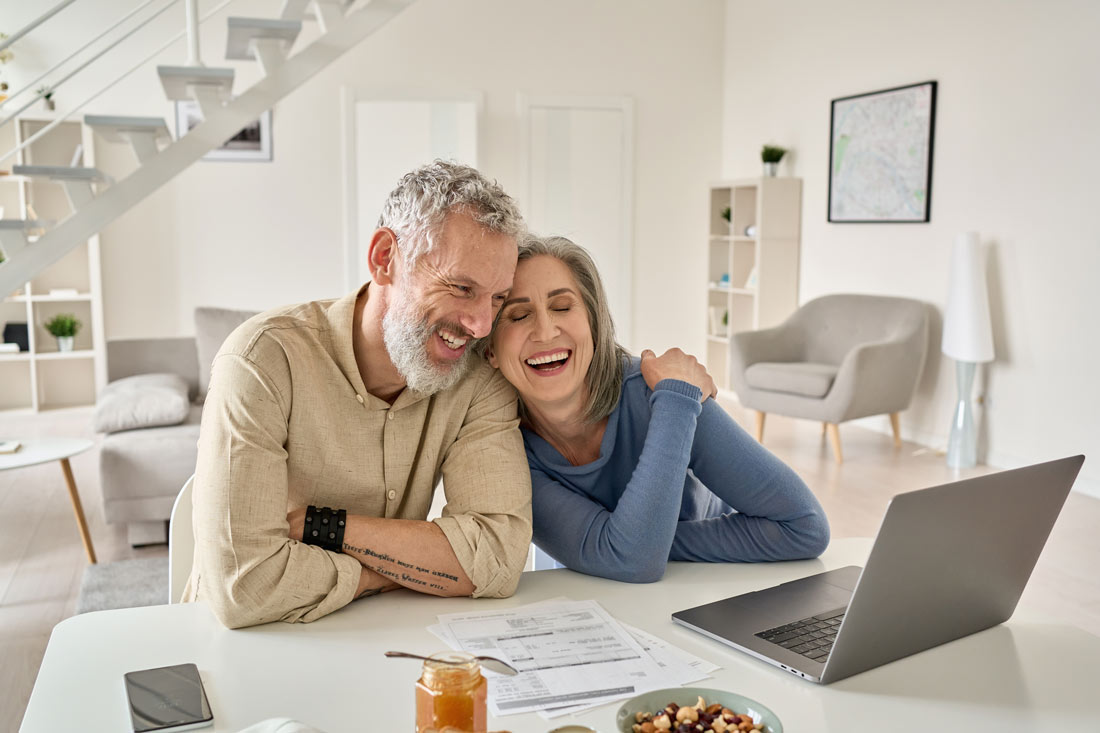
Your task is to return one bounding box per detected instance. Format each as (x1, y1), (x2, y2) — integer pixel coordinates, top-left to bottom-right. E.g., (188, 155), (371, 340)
(728, 294), (929, 463)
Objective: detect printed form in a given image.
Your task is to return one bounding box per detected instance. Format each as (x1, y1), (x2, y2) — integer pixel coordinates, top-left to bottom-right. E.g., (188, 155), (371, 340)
(435, 599), (676, 716)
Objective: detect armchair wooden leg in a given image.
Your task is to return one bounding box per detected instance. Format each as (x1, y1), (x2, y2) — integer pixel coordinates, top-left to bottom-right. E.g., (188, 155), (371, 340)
(826, 423), (843, 464)
(889, 412), (902, 448)
(754, 411), (766, 443)
(822, 422), (828, 436)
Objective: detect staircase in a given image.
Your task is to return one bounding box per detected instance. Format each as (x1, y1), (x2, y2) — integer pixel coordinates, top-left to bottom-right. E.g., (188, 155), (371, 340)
(0, 0), (416, 295)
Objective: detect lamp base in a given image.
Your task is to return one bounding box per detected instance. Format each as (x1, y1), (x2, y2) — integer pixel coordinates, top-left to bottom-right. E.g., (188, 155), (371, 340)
(946, 360), (977, 469)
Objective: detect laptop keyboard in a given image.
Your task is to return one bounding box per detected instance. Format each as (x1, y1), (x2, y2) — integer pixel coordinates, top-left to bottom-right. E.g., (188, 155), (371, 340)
(755, 608), (846, 662)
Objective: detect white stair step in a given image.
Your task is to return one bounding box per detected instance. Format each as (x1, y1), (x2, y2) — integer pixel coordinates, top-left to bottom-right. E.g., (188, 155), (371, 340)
(281, 0), (355, 32)
(226, 18), (302, 76)
(12, 165), (107, 182)
(280, 0), (354, 21)
(0, 220), (34, 259)
(157, 66), (234, 119)
(12, 166), (108, 212)
(84, 115), (171, 164)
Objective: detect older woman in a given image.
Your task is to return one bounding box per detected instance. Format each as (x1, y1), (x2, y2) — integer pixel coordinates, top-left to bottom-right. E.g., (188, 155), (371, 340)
(487, 235), (829, 582)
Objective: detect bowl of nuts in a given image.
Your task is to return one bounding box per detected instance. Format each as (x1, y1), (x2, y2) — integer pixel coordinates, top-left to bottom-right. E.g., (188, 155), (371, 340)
(615, 688), (782, 733)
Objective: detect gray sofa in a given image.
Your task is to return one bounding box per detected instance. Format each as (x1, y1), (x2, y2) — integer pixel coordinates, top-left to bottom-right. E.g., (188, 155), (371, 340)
(97, 308), (256, 545)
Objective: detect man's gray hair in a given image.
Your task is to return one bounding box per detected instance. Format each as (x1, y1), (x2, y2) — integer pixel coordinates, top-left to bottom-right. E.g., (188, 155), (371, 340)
(513, 235), (630, 424)
(378, 160), (526, 268)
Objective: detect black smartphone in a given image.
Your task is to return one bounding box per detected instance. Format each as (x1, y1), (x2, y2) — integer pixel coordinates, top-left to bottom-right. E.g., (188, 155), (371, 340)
(123, 663), (214, 732)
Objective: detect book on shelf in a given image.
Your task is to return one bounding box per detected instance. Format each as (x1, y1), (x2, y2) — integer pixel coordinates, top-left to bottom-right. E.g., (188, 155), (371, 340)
(0, 342), (20, 353)
(49, 288), (80, 297)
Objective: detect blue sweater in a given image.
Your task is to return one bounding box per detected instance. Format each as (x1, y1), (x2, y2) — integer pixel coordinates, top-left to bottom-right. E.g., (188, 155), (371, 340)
(524, 358), (830, 582)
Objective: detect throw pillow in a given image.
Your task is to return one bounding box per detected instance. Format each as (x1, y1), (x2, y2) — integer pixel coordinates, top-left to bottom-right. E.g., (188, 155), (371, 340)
(93, 373), (191, 433)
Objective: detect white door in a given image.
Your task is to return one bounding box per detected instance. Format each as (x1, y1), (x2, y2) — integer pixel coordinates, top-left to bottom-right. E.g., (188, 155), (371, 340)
(519, 95), (635, 348)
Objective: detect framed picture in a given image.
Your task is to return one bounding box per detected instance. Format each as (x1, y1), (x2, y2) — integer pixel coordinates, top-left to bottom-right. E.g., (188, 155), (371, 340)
(828, 80), (936, 223)
(174, 100), (273, 162)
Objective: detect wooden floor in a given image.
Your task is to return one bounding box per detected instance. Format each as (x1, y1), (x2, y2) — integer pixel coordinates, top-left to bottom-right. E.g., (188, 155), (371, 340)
(2, 403), (1098, 731)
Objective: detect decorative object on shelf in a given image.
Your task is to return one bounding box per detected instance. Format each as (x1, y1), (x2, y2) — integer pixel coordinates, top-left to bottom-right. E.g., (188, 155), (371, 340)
(761, 145), (787, 177)
(721, 206), (731, 226)
(829, 80), (937, 223)
(718, 272), (730, 287)
(941, 231), (994, 469)
(175, 99), (273, 162)
(744, 224), (757, 237)
(37, 85), (54, 111)
(744, 265), (759, 290)
(3, 322), (28, 351)
(45, 312), (82, 352)
(709, 306), (729, 338)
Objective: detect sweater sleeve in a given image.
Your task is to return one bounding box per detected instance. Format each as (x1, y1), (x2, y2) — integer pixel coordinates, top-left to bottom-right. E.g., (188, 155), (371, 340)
(669, 399), (830, 563)
(530, 380), (702, 583)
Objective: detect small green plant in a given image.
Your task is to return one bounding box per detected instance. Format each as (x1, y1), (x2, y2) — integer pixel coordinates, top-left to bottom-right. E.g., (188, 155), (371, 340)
(722, 310), (729, 326)
(721, 206), (731, 223)
(36, 85), (53, 101)
(45, 313), (81, 338)
(761, 145), (787, 164)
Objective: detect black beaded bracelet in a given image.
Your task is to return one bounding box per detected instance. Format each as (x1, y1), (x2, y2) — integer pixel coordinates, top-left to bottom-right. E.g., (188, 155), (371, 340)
(303, 505), (347, 552)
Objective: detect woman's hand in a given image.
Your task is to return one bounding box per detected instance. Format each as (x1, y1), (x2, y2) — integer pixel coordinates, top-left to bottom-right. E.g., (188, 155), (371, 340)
(640, 348), (717, 402)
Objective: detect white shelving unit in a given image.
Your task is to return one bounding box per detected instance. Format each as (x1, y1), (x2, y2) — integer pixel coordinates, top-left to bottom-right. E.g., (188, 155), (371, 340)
(1, 115), (106, 412)
(705, 177), (802, 392)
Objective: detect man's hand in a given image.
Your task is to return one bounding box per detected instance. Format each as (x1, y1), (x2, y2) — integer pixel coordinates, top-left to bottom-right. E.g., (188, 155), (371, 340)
(287, 506), (307, 541)
(640, 348), (717, 402)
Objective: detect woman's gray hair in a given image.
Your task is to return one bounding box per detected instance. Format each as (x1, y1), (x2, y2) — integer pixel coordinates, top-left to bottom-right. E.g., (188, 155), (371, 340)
(515, 235), (630, 424)
(378, 160), (526, 269)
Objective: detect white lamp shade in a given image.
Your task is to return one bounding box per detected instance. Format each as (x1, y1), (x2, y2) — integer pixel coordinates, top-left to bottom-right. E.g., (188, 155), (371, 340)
(942, 231), (995, 363)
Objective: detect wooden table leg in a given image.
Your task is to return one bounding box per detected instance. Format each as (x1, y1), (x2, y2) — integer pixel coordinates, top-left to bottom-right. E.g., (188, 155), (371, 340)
(59, 458), (97, 564)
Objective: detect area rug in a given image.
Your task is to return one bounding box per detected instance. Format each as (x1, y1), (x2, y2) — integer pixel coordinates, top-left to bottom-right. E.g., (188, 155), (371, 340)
(75, 556), (169, 614)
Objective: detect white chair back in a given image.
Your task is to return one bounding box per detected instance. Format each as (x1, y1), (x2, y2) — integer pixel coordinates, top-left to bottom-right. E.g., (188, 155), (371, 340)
(168, 475), (195, 603)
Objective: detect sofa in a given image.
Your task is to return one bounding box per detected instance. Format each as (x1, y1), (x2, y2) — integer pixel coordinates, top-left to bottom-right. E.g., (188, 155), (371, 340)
(96, 307), (257, 545)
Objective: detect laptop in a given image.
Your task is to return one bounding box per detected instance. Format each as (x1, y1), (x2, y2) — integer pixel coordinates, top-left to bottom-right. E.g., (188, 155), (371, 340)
(671, 455), (1085, 684)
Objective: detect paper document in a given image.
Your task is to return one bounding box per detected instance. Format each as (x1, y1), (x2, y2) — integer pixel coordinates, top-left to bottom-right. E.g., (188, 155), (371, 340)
(435, 599), (673, 716)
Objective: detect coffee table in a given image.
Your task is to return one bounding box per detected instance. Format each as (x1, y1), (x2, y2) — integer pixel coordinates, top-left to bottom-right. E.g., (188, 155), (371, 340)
(0, 437), (97, 563)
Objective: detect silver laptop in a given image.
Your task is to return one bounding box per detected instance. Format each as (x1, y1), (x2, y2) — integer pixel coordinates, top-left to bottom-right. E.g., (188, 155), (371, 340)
(671, 455), (1085, 684)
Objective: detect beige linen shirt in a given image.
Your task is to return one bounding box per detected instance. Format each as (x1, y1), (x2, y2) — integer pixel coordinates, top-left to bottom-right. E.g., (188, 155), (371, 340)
(183, 286), (532, 628)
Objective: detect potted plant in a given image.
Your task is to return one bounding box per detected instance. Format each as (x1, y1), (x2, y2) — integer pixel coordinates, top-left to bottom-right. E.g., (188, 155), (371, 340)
(37, 85), (54, 111)
(45, 313), (81, 352)
(761, 145), (787, 177)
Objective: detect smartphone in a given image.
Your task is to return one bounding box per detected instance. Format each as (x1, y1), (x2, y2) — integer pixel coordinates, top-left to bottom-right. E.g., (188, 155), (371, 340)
(123, 663), (214, 732)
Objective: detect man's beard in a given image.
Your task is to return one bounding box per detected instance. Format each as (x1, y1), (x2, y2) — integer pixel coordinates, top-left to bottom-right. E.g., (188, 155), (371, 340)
(381, 291), (483, 396)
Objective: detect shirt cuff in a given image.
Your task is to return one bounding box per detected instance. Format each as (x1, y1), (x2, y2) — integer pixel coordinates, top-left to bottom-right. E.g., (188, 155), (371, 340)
(654, 378), (703, 402)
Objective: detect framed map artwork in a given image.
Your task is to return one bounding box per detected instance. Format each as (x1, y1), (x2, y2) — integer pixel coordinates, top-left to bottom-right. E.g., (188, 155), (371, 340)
(828, 80), (937, 222)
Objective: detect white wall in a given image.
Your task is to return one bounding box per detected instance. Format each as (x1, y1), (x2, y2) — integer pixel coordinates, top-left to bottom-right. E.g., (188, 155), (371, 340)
(2, 0), (725, 349)
(723, 0), (1100, 495)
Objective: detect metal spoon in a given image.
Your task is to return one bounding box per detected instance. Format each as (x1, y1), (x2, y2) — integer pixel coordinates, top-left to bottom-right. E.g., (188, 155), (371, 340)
(385, 650), (519, 676)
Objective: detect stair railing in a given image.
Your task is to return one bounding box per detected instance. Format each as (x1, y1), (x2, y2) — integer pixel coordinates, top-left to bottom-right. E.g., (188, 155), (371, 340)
(0, 0), (239, 168)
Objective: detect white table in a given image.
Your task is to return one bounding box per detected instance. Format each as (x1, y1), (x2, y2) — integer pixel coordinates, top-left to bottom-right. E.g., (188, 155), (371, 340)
(20, 539), (1100, 732)
(1, 437), (96, 563)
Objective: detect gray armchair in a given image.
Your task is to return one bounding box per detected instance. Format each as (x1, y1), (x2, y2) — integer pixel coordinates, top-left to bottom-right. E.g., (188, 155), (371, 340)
(728, 294), (929, 463)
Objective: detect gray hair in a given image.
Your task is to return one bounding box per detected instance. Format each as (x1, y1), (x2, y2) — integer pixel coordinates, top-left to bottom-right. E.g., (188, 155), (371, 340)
(378, 160), (525, 269)
(514, 235), (629, 424)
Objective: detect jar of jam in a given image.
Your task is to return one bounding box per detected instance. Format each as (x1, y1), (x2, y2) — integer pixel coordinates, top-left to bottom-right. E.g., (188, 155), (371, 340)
(415, 651), (487, 733)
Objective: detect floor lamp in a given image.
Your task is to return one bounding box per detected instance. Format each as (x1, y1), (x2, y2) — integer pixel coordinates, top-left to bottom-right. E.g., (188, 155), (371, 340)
(941, 232), (994, 469)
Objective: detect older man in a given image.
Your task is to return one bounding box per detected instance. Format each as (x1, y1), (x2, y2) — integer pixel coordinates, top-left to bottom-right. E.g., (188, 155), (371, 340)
(184, 162), (532, 628)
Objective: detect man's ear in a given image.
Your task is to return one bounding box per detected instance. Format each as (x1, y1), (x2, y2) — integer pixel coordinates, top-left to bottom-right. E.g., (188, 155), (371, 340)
(367, 228), (400, 285)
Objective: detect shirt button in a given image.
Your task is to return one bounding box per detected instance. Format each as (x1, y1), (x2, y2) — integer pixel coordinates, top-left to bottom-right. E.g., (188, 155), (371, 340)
(387, 411), (394, 420)
(356, 394), (364, 404)
(387, 490), (396, 500)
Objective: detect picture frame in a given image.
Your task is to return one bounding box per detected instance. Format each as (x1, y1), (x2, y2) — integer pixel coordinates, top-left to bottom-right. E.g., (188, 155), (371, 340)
(828, 80), (936, 223)
(174, 100), (273, 162)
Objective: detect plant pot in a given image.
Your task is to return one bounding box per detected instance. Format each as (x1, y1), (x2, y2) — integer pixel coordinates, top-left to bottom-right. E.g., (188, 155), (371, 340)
(763, 162), (778, 177)
(43, 98), (55, 111)
(56, 336), (74, 352)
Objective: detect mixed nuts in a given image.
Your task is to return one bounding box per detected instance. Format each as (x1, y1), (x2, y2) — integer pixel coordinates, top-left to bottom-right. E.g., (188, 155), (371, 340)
(630, 696), (765, 733)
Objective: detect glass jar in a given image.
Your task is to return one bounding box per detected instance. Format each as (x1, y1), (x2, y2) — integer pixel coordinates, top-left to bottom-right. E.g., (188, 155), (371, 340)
(414, 652), (487, 733)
